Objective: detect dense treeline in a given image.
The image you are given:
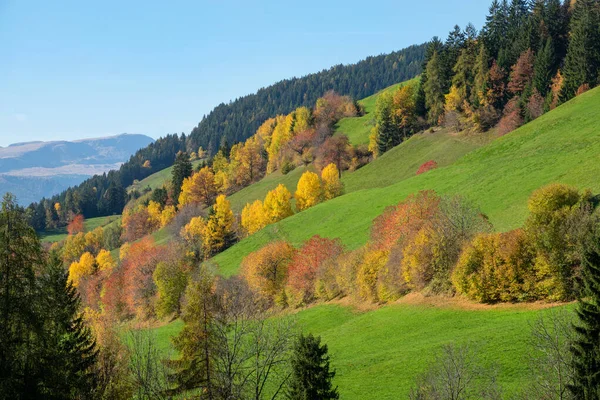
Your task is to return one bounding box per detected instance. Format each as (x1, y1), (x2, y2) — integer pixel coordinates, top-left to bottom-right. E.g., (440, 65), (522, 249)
(26, 134), (188, 231)
(414, 0), (600, 136)
(187, 44), (426, 154)
(26, 44), (426, 231)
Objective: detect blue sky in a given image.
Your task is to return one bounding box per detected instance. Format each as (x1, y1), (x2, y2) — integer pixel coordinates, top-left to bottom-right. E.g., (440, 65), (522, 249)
(0, 0), (490, 147)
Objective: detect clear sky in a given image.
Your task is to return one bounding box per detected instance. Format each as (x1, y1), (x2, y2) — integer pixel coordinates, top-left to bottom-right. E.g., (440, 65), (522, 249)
(0, 0), (490, 147)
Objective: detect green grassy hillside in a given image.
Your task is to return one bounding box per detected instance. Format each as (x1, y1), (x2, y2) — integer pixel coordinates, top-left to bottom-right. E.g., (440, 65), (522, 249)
(39, 215), (120, 243)
(152, 300), (572, 399)
(213, 87), (600, 276)
(335, 77), (419, 145)
(128, 159), (203, 193)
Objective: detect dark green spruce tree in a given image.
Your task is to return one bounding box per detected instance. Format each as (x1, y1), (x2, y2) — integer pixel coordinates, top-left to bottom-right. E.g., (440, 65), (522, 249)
(0, 193), (44, 399)
(171, 151), (193, 206)
(561, 0), (600, 102)
(287, 334), (339, 400)
(38, 254), (98, 399)
(569, 236), (600, 399)
(375, 93), (399, 155)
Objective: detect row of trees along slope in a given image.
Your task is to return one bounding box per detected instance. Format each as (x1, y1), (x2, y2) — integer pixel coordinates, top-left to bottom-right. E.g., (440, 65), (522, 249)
(26, 44), (426, 231)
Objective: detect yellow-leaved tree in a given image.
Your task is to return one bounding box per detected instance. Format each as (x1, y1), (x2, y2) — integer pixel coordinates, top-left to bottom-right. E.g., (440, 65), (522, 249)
(160, 205), (177, 227)
(147, 200), (163, 229)
(68, 252), (97, 287)
(241, 200), (269, 235)
(178, 166), (217, 207)
(295, 171), (322, 211)
(264, 184), (294, 223)
(96, 249), (116, 272)
(321, 163), (344, 200)
(203, 195), (236, 257)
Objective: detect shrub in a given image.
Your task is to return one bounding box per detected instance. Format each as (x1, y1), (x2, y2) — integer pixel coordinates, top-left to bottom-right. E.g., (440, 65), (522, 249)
(241, 241), (296, 303)
(357, 249), (389, 302)
(452, 229), (538, 303)
(416, 160), (438, 175)
(286, 236), (344, 306)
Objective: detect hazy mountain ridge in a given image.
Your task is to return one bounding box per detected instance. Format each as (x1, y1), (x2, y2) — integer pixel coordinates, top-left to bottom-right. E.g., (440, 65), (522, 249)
(0, 133), (154, 204)
(0, 134), (154, 173)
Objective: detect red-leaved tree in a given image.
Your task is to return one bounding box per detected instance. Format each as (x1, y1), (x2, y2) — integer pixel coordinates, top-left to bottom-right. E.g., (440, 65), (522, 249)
(67, 214), (85, 235)
(286, 235), (344, 305)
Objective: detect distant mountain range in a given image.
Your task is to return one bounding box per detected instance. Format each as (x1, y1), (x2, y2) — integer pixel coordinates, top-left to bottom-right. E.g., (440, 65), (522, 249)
(0, 134), (154, 204)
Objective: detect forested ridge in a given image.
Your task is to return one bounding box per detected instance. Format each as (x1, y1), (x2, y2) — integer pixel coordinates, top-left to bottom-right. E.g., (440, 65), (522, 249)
(26, 44), (426, 229)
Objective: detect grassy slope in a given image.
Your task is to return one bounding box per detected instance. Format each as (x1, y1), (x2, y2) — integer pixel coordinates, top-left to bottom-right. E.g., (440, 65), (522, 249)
(152, 301), (573, 399)
(213, 87), (600, 276)
(128, 159), (203, 193)
(335, 77), (419, 145)
(39, 215), (120, 243)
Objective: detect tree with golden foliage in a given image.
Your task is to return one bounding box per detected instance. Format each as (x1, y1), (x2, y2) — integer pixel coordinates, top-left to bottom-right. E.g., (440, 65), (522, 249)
(295, 171), (322, 211)
(203, 195), (236, 257)
(264, 184), (294, 223)
(233, 136), (265, 186)
(356, 249), (388, 303)
(178, 166), (217, 207)
(69, 252), (97, 287)
(96, 249), (116, 272)
(147, 200), (163, 229)
(241, 200), (269, 235)
(241, 241), (296, 302)
(321, 164), (344, 201)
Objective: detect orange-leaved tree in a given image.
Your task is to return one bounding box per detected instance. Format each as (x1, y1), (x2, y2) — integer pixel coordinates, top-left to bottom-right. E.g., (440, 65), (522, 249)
(241, 241), (296, 303)
(67, 214), (85, 235)
(286, 235), (344, 306)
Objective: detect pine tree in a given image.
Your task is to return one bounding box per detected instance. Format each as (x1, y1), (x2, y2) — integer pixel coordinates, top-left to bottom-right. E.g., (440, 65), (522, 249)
(0, 193), (44, 398)
(561, 0), (600, 102)
(38, 255), (99, 399)
(416, 37), (443, 119)
(569, 237), (600, 399)
(533, 38), (556, 97)
(167, 268), (218, 397)
(472, 44), (491, 108)
(172, 151), (193, 206)
(482, 0), (510, 58)
(424, 51), (446, 125)
(374, 92), (399, 154)
(287, 334), (339, 400)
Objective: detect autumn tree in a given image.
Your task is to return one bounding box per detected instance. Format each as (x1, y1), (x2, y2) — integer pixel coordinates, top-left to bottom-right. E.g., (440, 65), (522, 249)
(167, 267), (218, 396)
(263, 184), (294, 223)
(321, 163), (344, 201)
(452, 229), (538, 303)
(153, 257), (189, 318)
(317, 134), (352, 175)
(508, 48), (535, 96)
(392, 83), (417, 139)
(178, 166), (218, 207)
(68, 214), (85, 235)
(233, 136), (266, 187)
(295, 171), (323, 211)
(286, 236), (344, 306)
(96, 249), (116, 272)
(241, 241), (296, 303)
(203, 195), (236, 257)
(69, 252), (97, 288)
(241, 200), (269, 236)
(497, 97), (523, 136)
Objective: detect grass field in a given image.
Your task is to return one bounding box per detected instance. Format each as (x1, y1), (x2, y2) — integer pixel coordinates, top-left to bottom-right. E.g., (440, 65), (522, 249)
(151, 300), (573, 399)
(212, 87), (600, 276)
(128, 160), (204, 193)
(39, 215), (121, 243)
(334, 78), (419, 145)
